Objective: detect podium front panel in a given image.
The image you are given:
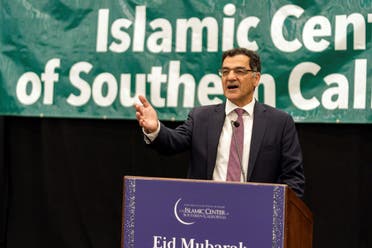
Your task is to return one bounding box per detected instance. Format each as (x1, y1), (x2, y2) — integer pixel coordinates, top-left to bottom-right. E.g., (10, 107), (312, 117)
(123, 177), (286, 248)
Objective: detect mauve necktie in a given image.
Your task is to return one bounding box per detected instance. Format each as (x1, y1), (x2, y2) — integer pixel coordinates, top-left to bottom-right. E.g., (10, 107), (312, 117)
(226, 108), (245, 181)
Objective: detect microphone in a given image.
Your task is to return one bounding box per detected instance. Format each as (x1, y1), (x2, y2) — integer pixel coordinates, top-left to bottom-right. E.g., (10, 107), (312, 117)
(230, 120), (246, 181)
(232, 120), (240, 128)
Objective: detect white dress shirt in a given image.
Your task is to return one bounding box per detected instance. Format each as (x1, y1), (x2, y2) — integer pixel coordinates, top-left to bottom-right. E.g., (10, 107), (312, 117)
(212, 99), (255, 182)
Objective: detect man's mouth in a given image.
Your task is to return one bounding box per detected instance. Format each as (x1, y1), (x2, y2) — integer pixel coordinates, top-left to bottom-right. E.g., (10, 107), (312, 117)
(227, 85), (239, 89)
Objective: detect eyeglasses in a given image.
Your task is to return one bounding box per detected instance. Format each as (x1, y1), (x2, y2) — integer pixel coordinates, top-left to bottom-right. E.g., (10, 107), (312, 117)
(218, 67), (256, 77)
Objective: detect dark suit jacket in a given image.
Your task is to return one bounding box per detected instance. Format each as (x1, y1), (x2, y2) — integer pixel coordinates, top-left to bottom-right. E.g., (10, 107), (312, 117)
(151, 101), (305, 197)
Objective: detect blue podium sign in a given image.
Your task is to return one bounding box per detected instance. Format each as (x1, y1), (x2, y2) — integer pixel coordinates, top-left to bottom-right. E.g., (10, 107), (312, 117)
(123, 177), (286, 248)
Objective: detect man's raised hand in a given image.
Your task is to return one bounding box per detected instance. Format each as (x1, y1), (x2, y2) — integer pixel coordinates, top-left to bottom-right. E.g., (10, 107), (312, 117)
(134, 95), (159, 133)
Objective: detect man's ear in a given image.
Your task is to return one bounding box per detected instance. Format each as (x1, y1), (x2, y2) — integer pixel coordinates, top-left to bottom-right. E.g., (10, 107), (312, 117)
(253, 72), (261, 87)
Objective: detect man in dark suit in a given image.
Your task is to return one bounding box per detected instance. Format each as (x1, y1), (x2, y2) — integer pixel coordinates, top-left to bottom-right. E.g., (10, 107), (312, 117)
(134, 48), (305, 197)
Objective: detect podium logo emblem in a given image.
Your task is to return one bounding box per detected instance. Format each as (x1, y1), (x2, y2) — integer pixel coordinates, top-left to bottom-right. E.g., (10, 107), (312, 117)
(174, 198), (196, 225)
(173, 198), (229, 225)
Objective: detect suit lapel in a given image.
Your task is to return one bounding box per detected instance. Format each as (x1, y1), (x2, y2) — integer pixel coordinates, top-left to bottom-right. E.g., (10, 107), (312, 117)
(247, 102), (267, 181)
(206, 103), (225, 179)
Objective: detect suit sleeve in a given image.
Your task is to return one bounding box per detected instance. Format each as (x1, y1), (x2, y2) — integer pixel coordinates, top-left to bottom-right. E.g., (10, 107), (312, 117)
(149, 109), (194, 155)
(278, 115), (305, 197)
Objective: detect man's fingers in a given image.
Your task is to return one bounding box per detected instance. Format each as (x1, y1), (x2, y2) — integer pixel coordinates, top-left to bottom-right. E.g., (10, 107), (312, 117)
(134, 103), (143, 113)
(136, 112), (146, 128)
(135, 112), (141, 121)
(138, 95), (150, 107)
(135, 95), (158, 132)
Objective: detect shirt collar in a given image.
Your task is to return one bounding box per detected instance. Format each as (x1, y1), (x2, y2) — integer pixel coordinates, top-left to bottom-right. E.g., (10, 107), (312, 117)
(225, 98), (255, 116)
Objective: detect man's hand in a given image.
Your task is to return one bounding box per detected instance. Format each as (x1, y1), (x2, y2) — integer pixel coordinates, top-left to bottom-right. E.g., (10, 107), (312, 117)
(134, 95), (159, 133)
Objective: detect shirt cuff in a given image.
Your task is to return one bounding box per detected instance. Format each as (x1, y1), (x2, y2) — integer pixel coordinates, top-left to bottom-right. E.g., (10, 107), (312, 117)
(143, 121), (161, 144)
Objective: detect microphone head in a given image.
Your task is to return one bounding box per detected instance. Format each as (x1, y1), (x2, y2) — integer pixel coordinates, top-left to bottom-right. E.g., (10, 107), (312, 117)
(233, 121), (240, 128)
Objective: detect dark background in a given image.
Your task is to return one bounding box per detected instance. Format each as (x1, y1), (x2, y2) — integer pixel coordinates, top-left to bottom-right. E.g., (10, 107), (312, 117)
(0, 116), (371, 248)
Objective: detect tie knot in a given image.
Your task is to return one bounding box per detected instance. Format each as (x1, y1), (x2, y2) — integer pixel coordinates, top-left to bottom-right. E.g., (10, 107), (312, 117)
(234, 108), (245, 117)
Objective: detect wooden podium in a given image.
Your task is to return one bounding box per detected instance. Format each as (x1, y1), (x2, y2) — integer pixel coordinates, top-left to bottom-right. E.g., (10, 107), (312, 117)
(282, 186), (313, 247)
(122, 176), (313, 248)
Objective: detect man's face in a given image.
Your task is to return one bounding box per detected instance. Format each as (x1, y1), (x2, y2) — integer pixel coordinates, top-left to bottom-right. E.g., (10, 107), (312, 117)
(221, 54), (260, 107)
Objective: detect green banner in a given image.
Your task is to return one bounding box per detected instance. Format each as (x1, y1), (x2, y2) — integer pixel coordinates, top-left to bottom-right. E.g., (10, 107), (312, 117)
(0, 0), (371, 122)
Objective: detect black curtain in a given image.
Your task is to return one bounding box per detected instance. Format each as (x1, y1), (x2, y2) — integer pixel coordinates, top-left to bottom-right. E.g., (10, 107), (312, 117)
(0, 117), (6, 248)
(298, 124), (372, 248)
(0, 116), (371, 248)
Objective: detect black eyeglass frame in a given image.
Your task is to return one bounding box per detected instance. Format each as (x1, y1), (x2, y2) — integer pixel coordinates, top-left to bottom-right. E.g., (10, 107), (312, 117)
(218, 67), (256, 77)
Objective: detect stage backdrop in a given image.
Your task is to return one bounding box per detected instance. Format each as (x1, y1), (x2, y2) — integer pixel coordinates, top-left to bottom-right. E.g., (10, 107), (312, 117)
(0, 0), (371, 123)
